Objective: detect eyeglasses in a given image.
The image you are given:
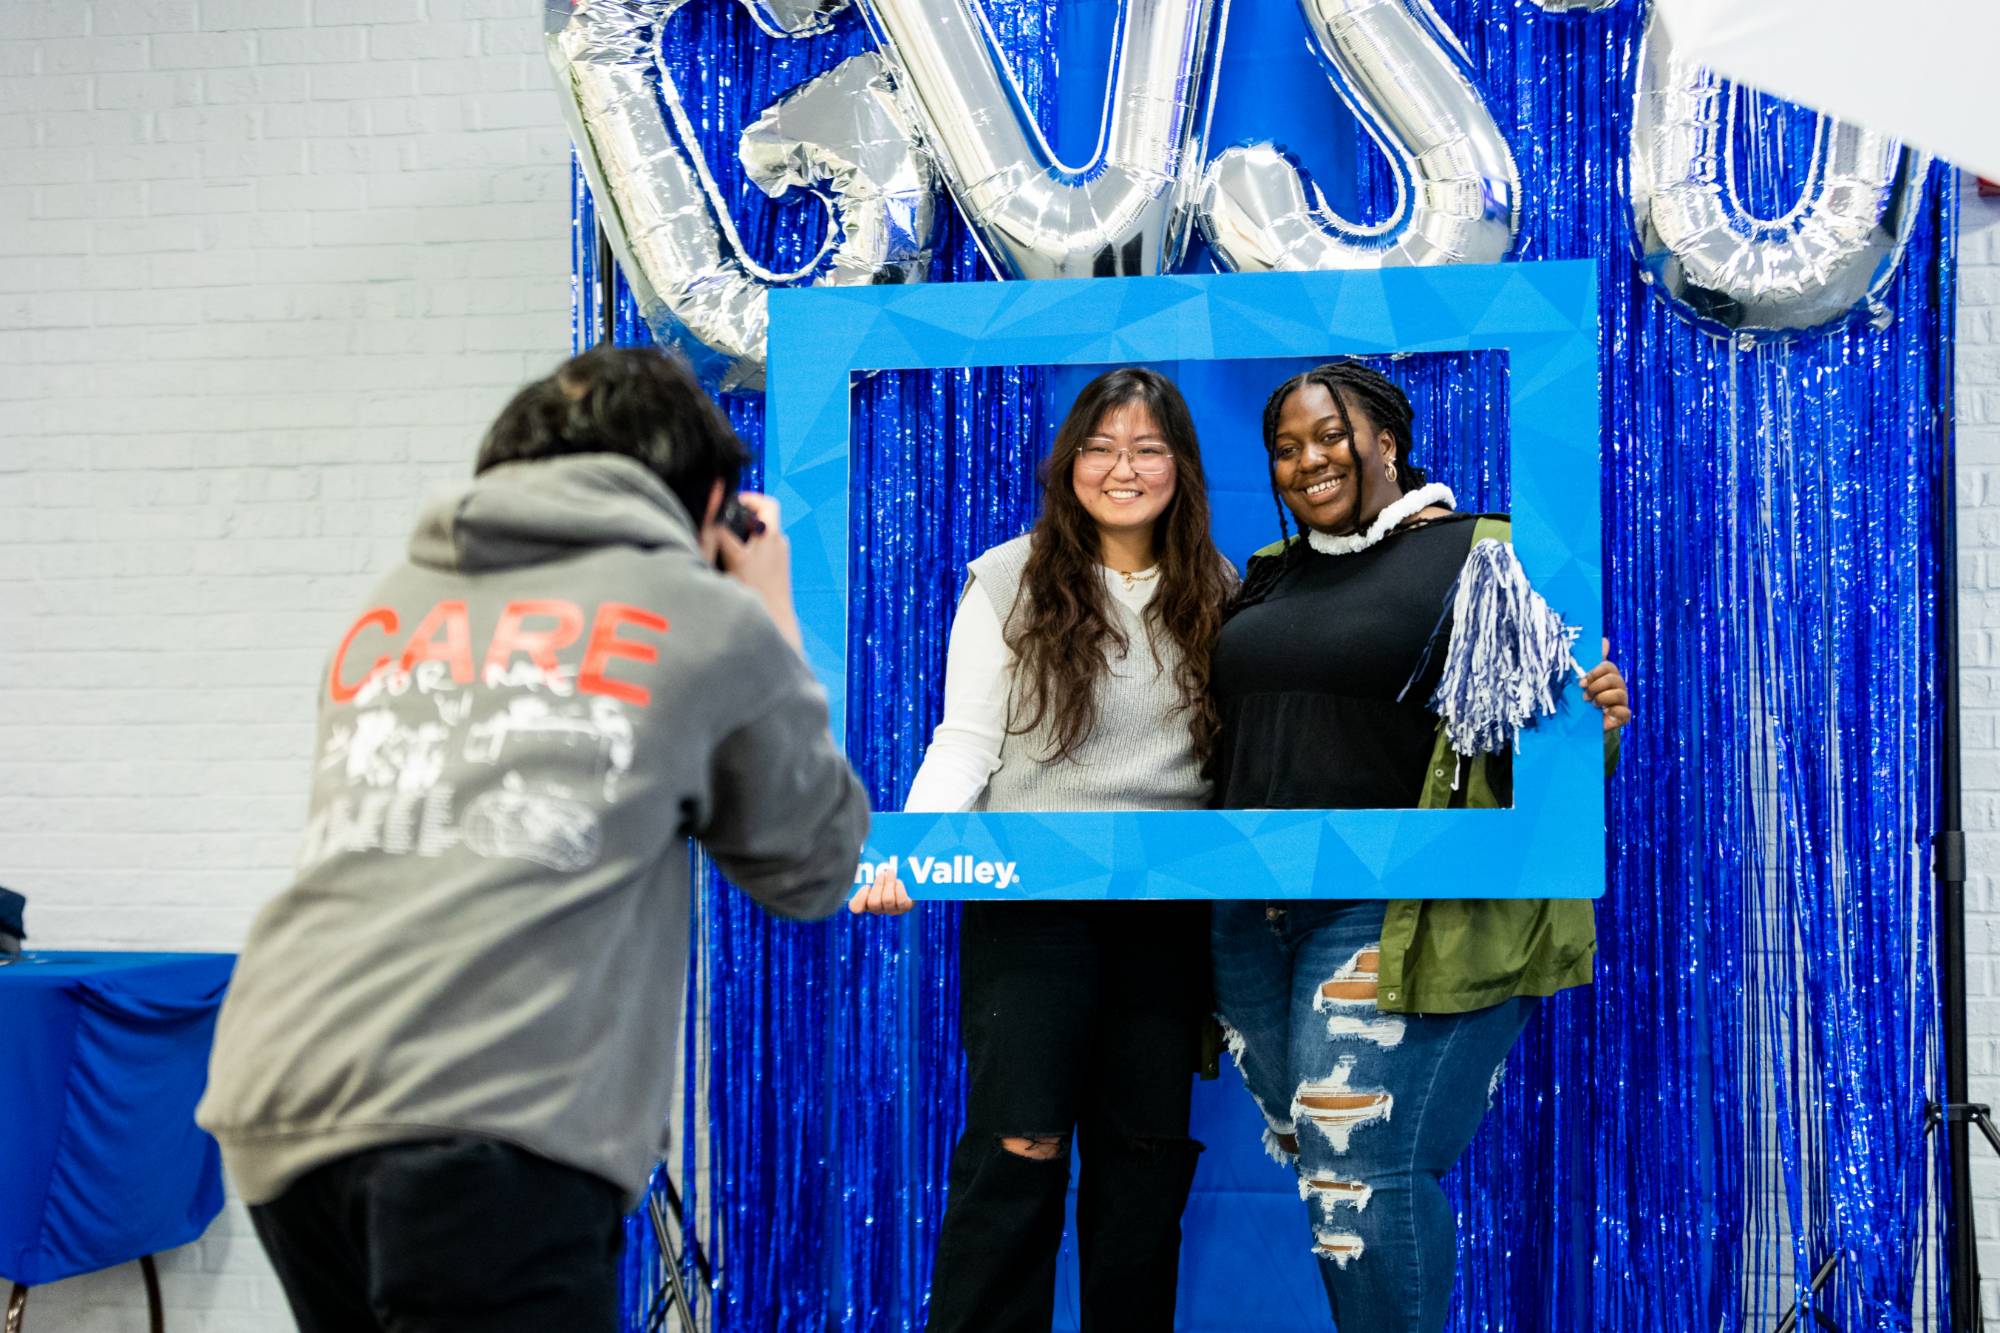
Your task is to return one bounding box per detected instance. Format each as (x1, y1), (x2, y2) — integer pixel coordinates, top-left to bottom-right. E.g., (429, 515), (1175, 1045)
(1074, 443), (1175, 477)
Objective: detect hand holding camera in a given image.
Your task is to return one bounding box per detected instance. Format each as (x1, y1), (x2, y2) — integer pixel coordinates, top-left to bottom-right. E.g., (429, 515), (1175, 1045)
(715, 493), (802, 653)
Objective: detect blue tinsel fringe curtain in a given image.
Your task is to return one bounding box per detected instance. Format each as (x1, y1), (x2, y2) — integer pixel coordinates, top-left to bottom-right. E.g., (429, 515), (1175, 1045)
(570, 2), (1955, 1328)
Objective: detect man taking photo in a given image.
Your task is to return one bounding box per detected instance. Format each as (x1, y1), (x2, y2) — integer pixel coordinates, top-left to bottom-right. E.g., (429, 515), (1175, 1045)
(198, 345), (869, 1332)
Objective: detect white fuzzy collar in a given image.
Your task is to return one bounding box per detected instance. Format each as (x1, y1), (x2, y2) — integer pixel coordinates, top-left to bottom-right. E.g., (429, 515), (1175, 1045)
(1304, 483), (1457, 556)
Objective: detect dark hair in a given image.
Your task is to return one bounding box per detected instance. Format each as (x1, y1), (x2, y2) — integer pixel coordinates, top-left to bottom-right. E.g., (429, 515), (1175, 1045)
(477, 345), (749, 529)
(1009, 367), (1234, 764)
(1234, 361), (1429, 614)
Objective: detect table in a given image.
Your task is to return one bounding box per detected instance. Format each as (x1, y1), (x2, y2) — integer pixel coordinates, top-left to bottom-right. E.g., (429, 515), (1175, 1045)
(1, 952), (234, 1331)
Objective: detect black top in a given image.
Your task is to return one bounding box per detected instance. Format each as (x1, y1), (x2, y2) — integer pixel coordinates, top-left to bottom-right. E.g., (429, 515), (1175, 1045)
(1210, 512), (1509, 810)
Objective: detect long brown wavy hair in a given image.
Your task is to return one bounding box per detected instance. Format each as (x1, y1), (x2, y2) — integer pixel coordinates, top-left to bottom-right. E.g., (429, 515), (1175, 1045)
(1008, 367), (1234, 764)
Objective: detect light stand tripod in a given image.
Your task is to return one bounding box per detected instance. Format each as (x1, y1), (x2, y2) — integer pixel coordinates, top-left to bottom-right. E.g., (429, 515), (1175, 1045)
(1933, 370), (1999, 1329)
(639, 1168), (712, 1333)
(1768, 195), (1982, 1333)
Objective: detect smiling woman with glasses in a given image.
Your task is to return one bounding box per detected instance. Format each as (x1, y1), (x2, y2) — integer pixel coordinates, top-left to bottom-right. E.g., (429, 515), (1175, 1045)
(849, 366), (1236, 1333)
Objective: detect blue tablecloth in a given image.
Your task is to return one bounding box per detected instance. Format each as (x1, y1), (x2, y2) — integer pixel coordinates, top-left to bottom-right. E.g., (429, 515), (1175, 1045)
(1, 951), (234, 1286)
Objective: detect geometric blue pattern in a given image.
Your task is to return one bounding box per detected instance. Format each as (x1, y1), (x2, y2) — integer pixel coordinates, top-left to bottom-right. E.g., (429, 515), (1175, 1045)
(767, 262), (1603, 898)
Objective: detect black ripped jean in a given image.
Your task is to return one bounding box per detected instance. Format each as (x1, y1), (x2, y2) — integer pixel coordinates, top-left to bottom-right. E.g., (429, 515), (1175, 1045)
(926, 900), (1209, 1333)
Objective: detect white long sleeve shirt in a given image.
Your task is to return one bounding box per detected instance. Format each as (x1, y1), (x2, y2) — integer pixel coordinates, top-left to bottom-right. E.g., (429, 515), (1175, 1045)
(903, 568), (1162, 813)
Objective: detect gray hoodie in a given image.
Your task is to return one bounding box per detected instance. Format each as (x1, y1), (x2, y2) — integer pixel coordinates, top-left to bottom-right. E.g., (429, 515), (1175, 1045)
(197, 454), (868, 1205)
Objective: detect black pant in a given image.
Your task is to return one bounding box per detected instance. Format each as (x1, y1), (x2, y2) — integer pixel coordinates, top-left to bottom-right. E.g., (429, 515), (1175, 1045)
(249, 1137), (627, 1333)
(927, 901), (1209, 1333)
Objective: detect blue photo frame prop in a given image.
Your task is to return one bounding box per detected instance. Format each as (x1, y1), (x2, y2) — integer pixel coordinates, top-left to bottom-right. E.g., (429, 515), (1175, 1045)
(767, 263), (1602, 900)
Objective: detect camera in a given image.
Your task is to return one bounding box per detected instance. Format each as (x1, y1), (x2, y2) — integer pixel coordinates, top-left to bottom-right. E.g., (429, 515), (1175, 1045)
(718, 495), (766, 543)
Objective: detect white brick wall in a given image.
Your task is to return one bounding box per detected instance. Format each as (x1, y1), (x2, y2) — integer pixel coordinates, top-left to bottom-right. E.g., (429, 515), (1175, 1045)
(0, 2), (571, 1326)
(1958, 181), (2000, 1325)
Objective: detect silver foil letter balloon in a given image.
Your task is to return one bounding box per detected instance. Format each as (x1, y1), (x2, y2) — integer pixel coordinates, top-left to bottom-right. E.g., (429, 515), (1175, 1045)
(1628, 6), (1929, 338)
(1198, 0), (1520, 272)
(548, 0), (938, 392)
(735, 0), (848, 37)
(856, 0), (1223, 280)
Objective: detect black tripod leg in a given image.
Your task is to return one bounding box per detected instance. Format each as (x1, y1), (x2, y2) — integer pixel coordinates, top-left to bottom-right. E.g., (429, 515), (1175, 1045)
(1974, 1109), (2000, 1159)
(656, 1170), (713, 1287)
(1772, 1253), (1846, 1333)
(644, 1190), (696, 1333)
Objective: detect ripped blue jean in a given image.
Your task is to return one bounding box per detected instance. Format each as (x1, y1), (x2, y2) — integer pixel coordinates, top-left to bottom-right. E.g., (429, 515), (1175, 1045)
(1211, 901), (1535, 1333)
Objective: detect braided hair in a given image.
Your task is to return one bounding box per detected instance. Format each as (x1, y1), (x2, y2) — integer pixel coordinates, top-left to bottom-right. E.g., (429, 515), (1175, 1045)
(1230, 361), (1429, 617)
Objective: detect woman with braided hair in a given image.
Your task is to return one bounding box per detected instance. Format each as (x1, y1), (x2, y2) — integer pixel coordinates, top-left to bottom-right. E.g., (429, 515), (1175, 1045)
(1208, 361), (1630, 1331)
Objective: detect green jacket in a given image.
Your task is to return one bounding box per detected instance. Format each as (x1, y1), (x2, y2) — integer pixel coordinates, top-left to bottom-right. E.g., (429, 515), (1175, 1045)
(1376, 711), (1617, 1014)
(1254, 515), (1614, 1016)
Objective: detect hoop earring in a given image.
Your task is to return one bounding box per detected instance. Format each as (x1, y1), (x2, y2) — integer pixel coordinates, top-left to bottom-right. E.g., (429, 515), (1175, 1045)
(1383, 459), (1397, 484)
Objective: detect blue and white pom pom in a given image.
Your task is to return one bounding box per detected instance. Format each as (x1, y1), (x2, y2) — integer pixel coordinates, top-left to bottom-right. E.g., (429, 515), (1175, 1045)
(1414, 538), (1583, 759)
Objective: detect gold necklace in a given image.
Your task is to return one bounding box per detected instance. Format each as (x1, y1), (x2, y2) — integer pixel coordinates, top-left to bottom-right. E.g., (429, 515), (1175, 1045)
(1114, 565), (1159, 590)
